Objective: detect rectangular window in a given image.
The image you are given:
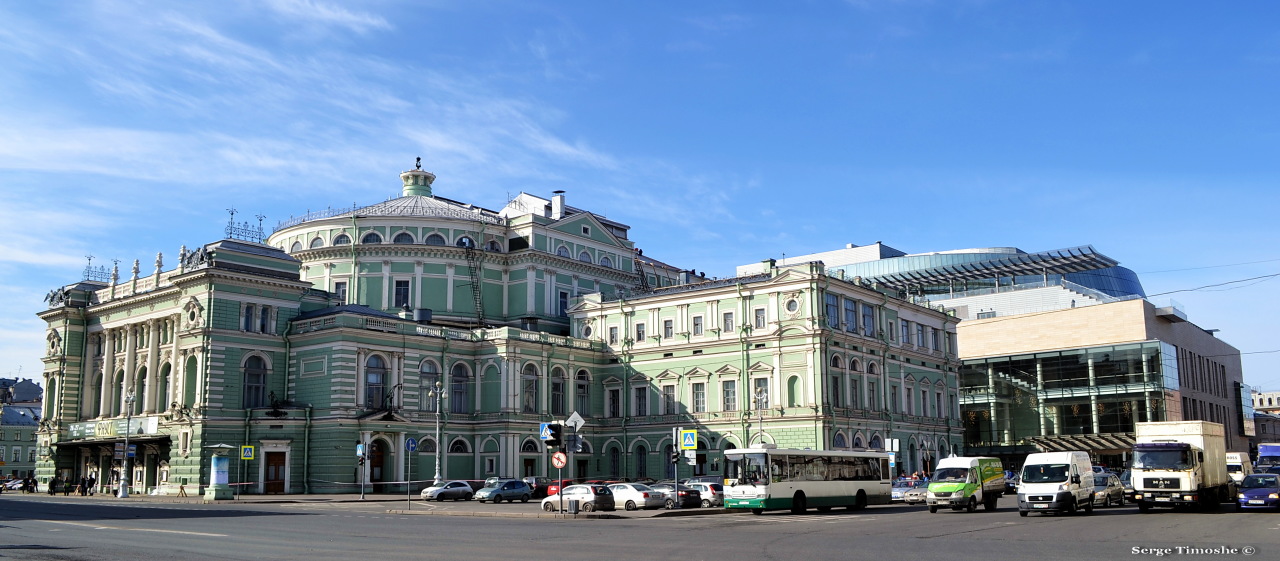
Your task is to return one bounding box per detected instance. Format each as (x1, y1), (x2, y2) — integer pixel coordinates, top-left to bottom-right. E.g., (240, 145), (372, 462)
(662, 384), (676, 415)
(635, 323), (646, 341)
(608, 388), (621, 418)
(935, 392), (942, 417)
(334, 281), (348, 303)
(945, 332), (954, 354)
(825, 294), (840, 328)
(916, 324), (925, 347)
(259, 305), (272, 334)
(722, 380), (737, 411)
(931, 328), (941, 351)
(722, 312), (734, 333)
(12, 448), (19, 462)
(394, 280), (411, 308)
(634, 387), (648, 416)
(844, 299), (857, 332)
(693, 383), (706, 413)
(888, 321), (896, 342)
(753, 378), (769, 409)
(851, 379), (860, 409)
(831, 376), (842, 407)
(558, 291), (569, 317)
(692, 316), (703, 336)
(754, 308), (766, 329)
(976, 311), (996, 319)
(869, 380), (878, 410)
(485, 458), (496, 474)
(890, 385), (899, 413)
(862, 302), (876, 337)
(551, 379), (565, 416)
(663, 319), (674, 339)
(902, 321), (911, 344)
(609, 326), (618, 345)
(906, 388), (914, 415)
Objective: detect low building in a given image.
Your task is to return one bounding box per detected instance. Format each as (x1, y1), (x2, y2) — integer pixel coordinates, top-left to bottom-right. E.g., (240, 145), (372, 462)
(1, 405), (39, 479)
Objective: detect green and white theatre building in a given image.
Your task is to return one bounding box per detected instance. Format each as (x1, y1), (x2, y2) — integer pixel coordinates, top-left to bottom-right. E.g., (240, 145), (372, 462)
(35, 166), (962, 495)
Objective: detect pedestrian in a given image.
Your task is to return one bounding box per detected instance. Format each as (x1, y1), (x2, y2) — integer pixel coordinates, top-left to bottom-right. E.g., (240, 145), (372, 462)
(63, 477), (72, 496)
(79, 476), (88, 496)
(48, 475), (59, 495)
(88, 474), (96, 496)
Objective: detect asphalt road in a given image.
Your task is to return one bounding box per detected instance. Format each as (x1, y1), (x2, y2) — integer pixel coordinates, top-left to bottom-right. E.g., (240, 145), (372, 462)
(3, 494), (1277, 561)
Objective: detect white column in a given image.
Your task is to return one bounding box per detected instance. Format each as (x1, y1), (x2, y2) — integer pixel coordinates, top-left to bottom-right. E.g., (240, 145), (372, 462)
(144, 320), (160, 414)
(100, 329), (115, 417)
(123, 326), (137, 414)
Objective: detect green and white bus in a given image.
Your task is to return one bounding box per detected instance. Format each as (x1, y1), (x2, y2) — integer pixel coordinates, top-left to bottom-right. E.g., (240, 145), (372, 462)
(723, 446), (892, 514)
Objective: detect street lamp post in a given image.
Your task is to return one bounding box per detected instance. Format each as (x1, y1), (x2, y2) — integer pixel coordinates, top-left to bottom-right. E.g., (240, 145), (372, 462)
(429, 381), (448, 485)
(118, 392), (135, 498)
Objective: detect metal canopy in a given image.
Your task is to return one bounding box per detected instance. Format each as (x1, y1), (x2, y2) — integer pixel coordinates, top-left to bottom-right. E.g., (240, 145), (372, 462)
(1026, 432), (1135, 454)
(866, 246), (1119, 290)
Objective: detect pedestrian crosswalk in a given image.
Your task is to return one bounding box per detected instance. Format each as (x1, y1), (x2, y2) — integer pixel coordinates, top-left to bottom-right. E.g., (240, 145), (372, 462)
(742, 514), (878, 524)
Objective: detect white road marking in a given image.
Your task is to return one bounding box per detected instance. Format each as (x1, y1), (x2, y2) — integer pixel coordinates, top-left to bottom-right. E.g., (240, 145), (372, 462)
(42, 519), (228, 537)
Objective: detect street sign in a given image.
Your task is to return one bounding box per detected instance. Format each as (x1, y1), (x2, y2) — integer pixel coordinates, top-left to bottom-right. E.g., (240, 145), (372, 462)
(684, 450), (696, 459)
(680, 429), (697, 450)
(406, 437), (418, 452)
(551, 451), (568, 469)
(113, 443), (124, 459)
(240, 445), (254, 461)
(127, 444), (137, 458)
(355, 444), (365, 457)
(539, 422), (553, 440)
(565, 411), (585, 432)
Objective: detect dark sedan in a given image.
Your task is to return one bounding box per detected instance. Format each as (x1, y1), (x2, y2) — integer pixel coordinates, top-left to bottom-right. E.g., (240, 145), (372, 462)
(649, 483), (702, 508)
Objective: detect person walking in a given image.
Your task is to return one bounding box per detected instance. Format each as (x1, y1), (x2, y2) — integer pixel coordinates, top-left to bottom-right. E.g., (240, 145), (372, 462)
(48, 475), (59, 495)
(87, 474), (97, 496)
(79, 476), (88, 496)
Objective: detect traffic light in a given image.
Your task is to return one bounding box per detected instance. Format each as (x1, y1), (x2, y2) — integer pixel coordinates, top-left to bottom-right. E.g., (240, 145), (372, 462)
(546, 423), (564, 448)
(671, 452), (680, 464)
(358, 455), (366, 466)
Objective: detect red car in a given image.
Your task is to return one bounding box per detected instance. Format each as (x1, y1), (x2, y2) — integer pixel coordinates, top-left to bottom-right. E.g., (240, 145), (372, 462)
(544, 478), (576, 497)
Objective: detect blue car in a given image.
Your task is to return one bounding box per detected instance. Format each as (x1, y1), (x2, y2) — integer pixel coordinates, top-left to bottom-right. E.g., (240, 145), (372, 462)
(1236, 474), (1280, 511)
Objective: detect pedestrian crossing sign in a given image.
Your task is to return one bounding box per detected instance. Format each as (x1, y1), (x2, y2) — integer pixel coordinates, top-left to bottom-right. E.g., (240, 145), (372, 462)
(680, 429), (697, 450)
(240, 445), (255, 461)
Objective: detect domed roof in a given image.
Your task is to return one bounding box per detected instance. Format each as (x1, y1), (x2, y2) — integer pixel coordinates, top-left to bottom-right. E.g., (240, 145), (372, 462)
(334, 194), (504, 225)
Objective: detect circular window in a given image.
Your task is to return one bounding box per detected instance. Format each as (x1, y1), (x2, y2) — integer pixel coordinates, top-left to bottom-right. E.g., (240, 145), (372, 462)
(188, 310), (197, 322)
(583, 325), (593, 338)
(785, 299), (799, 313)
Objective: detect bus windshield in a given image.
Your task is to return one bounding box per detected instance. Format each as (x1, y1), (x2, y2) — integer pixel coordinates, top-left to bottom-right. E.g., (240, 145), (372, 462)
(726, 453), (769, 485)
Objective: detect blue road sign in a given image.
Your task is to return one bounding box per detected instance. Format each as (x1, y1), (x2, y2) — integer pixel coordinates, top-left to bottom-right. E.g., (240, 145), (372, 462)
(680, 429), (697, 450)
(406, 437), (418, 452)
(356, 444), (365, 457)
(539, 423), (553, 440)
(127, 444), (137, 458)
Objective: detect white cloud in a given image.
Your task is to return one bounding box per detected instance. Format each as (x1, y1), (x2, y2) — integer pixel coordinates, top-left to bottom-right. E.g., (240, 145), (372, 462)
(262, 0), (392, 33)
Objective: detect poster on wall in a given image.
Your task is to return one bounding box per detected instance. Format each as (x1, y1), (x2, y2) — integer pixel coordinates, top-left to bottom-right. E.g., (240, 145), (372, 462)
(211, 456), (229, 485)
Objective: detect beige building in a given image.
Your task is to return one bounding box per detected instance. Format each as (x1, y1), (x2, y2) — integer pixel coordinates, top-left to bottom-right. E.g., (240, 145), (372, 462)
(958, 298), (1252, 468)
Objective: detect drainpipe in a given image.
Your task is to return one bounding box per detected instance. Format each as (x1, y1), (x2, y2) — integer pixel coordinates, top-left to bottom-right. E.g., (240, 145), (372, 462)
(303, 405), (312, 494)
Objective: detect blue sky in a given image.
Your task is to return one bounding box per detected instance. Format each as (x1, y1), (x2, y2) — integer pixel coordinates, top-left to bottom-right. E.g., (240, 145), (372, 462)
(2, 1), (1278, 391)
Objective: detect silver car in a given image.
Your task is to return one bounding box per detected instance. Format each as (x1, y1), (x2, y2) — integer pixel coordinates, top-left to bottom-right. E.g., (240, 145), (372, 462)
(608, 483), (665, 510)
(475, 479), (533, 503)
(688, 482), (724, 507)
(420, 480), (475, 501)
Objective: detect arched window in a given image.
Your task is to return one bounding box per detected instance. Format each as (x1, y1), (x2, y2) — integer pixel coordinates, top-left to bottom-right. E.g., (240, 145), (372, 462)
(521, 363), (539, 413)
(867, 362), (878, 376)
(550, 367), (566, 416)
(869, 435), (882, 450)
(456, 236), (475, 248)
(420, 438), (437, 453)
(578, 251), (592, 263)
(361, 232), (382, 244)
(787, 376), (800, 407)
(365, 355), (388, 409)
(425, 233), (446, 246)
(448, 439), (470, 453)
(243, 356), (268, 409)
(556, 246), (570, 258)
(309, 237), (324, 249)
(853, 435), (864, 448)
(575, 369), (590, 415)
(830, 355), (843, 369)
(333, 234), (351, 245)
(485, 240), (503, 252)
(420, 360), (441, 412)
(521, 440), (540, 453)
(450, 363), (471, 414)
(393, 232), (415, 244)
(290, 241), (303, 252)
(599, 256), (612, 269)
(833, 433), (848, 448)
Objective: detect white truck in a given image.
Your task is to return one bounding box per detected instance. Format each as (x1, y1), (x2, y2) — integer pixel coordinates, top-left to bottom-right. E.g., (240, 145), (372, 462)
(1017, 451), (1095, 517)
(1225, 452), (1252, 484)
(1131, 421), (1231, 512)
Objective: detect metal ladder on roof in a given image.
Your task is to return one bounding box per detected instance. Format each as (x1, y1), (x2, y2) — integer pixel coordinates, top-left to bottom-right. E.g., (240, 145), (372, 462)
(463, 243), (487, 328)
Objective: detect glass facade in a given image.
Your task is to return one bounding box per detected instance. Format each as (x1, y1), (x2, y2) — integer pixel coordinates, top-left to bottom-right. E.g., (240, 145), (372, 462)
(960, 341), (1179, 450)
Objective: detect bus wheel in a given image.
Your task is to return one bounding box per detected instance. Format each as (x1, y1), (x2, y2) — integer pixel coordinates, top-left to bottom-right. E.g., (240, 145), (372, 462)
(791, 493), (807, 514)
(851, 490), (868, 510)
(751, 509), (764, 515)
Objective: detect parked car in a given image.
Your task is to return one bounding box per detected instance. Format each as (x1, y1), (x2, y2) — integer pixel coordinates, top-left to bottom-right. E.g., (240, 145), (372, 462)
(475, 479), (533, 503)
(420, 480), (475, 501)
(2, 479), (22, 490)
(683, 475), (722, 485)
(903, 486), (928, 505)
(688, 482), (724, 507)
(1236, 473), (1280, 511)
(1092, 472), (1125, 507)
(893, 479), (926, 502)
(649, 483), (702, 508)
(1119, 470), (1137, 503)
(608, 483), (665, 510)
(523, 476), (552, 499)
(541, 484), (616, 512)
(545, 478), (575, 497)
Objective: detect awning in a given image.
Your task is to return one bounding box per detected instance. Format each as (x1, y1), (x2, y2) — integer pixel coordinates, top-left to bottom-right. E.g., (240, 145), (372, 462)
(1026, 432), (1134, 453)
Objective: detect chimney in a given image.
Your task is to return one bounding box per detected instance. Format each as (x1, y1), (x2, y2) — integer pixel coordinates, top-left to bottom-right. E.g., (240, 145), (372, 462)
(551, 190), (566, 220)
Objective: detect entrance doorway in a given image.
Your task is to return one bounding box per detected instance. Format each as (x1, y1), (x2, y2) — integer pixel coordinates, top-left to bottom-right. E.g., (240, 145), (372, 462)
(369, 440), (387, 492)
(264, 452), (286, 494)
(523, 458), (536, 477)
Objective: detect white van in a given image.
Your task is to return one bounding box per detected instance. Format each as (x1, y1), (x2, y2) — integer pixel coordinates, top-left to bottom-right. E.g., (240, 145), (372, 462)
(1225, 452), (1253, 484)
(1017, 451), (1095, 517)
